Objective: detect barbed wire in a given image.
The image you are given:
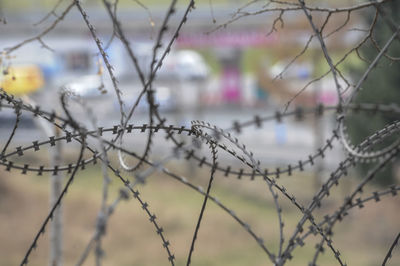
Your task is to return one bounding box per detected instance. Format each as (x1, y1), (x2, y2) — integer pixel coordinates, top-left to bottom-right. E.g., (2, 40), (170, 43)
(0, 0), (399, 265)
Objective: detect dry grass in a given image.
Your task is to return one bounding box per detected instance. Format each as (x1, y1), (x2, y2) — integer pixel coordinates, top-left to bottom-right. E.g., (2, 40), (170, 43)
(0, 164), (399, 266)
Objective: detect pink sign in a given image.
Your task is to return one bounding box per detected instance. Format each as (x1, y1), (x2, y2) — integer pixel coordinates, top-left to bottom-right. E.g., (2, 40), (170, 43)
(177, 31), (277, 48)
(221, 67), (241, 103)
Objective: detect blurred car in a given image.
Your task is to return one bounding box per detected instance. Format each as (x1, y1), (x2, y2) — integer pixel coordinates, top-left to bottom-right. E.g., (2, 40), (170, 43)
(0, 64), (42, 128)
(0, 64), (44, 96)
(140, 86), (177, 111)
(159, 50), (210, 81)
(173, 50), (210, 81)
(59, 74), (105, 98)
(114, 86), (177, 113)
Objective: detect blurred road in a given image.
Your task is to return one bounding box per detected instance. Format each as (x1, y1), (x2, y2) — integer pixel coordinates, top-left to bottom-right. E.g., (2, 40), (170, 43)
(0, 80), (343, 171)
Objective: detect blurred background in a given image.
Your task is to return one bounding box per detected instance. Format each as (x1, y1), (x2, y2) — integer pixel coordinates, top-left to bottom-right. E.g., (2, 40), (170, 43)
(0, 0), (399, 265)
(0, 0), (350, 167)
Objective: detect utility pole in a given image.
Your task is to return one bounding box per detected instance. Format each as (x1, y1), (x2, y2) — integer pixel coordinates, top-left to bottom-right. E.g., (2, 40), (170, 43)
(312, 50), (324, 191)
(49, 125), (63, 266)
(23, 96), (63, 266)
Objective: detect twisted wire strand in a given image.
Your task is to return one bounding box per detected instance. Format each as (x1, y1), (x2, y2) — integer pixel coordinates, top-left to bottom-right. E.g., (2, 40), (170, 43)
(1, 0), (400, 264)
(190, 121), (345, 265)
(186, 141), (218, 266)
(280, 121), (400, 264)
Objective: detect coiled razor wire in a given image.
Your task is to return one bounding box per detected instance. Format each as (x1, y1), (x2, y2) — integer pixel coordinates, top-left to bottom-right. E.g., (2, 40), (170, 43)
(0, 0), (399, 265)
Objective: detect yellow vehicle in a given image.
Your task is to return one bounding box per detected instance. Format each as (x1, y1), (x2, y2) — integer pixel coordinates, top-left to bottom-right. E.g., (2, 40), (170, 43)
(0, 65), (44, 96)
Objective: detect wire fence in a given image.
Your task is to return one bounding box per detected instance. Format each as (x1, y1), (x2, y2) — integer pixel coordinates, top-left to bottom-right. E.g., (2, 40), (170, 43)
(0, 0), (399, 265)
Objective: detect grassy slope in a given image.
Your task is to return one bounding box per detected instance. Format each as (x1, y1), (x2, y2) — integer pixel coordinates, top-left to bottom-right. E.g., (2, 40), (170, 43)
(0, 163), (399, 265)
